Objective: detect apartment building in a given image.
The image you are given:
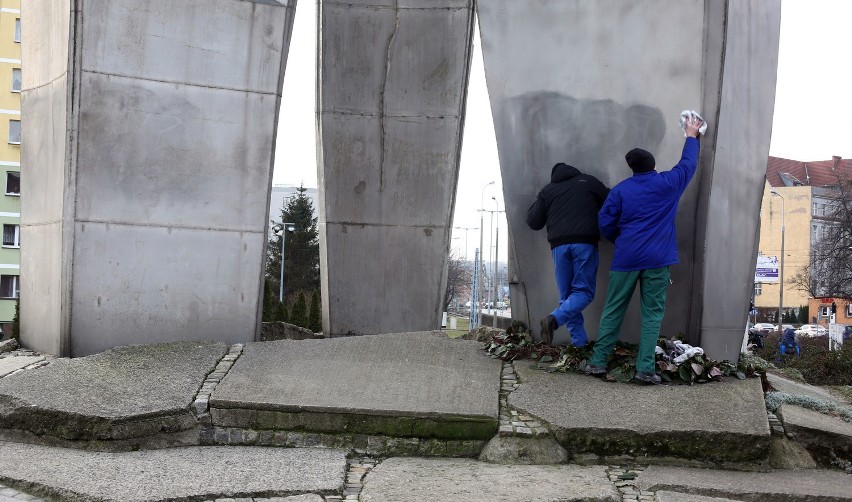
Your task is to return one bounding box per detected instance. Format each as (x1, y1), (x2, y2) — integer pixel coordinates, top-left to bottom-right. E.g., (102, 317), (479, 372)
(0, 0), (19, 329)
(758, 155), (852, 326)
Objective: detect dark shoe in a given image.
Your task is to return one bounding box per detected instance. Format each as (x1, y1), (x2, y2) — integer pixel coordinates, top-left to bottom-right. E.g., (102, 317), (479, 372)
(540, 315), (557, 345)
(583, 364), (607, 377)
(632, 371), (661, 385)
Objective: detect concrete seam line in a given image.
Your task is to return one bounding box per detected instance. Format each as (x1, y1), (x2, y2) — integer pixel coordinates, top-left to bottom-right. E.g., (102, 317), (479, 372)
(74, 219), (266, 234)
(324, 1), (469, 12)
(325, 221), (442, 229)
(79, 69), (280, 96)
(192, 344), (244, 427)
(320, 109), (461, 120)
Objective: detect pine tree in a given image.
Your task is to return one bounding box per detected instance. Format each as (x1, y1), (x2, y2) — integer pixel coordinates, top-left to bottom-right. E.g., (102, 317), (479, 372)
(262, 278), (277, 322)
(267, 184), (320, 300)
(290, 291), (308, 328)
(309, 290), (322, 332)
(274, 302), (289, 323)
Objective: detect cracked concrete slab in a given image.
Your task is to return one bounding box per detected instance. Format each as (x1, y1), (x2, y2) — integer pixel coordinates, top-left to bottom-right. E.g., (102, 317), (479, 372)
(210, 333), (500, 440)
(0, 341), (226, 441)
(510, 365), (770, 464)
(360, 457), (619, 502)
(0, 356), (45, 378)
(636, 465), (852, 501)
(0, 441), (345, 501)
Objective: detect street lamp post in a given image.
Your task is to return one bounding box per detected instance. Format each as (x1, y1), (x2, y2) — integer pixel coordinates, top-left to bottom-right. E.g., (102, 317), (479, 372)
(271, 221), (296, 303)
(770, 190), (785, 336)
(479, 181), (495, 322)
(491, 196), (499, 322)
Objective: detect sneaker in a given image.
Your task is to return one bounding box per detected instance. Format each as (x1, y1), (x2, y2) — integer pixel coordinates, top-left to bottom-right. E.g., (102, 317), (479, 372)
(632, 371), (662, 385)
(539, 315), (557, 345)
(583, 364), (607, 377)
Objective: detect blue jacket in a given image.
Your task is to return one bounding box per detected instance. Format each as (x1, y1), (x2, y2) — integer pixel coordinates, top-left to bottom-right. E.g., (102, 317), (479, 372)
(599, 138), (700, 271)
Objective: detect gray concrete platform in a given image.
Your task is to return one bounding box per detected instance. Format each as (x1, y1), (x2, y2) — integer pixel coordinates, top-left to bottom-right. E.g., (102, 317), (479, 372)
(0, 342), (226, 441)
(210, 333), (500, 440)
(0, 441), (345, 501)
(0, 356), (44, 378)
(360, 457), (619, 502)
(636, 465), (852, 501)
(510, 365), (770, 465)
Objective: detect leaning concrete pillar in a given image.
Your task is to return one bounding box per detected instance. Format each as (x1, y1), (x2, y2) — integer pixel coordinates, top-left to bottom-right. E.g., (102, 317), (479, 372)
(21, 0), (296, 356)
(318, 0), (474, 335)
(478, 0), (780, 361)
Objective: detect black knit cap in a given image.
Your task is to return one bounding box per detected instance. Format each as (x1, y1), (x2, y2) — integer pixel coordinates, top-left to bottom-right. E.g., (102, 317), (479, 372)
(625, 148), (655, 173)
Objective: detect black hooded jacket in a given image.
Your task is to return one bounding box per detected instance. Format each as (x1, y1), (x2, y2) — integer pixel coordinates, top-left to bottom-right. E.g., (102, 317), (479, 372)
(526, 163), (609, 248)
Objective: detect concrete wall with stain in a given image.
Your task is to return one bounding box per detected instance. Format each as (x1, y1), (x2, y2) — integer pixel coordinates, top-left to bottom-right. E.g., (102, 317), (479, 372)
(478, 0), (781, 361)
(318, 0), (475, 335)
(20, 0), (296, 356)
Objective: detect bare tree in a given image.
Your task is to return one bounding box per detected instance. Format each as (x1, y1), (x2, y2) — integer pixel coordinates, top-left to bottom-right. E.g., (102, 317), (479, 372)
(792, 169), (852, 300)
(444, 251), (471, 312)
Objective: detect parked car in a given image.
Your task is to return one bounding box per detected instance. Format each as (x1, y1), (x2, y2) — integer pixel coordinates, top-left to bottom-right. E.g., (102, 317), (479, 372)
(753, 323), (776, 333)
(795, 324), (827, 337)
(774, 324), (795, 332)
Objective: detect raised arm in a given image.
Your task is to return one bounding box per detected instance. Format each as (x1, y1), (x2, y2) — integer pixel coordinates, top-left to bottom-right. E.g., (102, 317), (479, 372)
(526, 192), (547, 230)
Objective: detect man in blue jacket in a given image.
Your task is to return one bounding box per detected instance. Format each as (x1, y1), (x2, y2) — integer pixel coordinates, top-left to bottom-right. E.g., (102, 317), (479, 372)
(586, 115), (703, 384)
(526, 163), (609, 346)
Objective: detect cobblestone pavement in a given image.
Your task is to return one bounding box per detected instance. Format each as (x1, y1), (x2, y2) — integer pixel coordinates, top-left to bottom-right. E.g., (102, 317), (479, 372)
(607, 465), (656, 502)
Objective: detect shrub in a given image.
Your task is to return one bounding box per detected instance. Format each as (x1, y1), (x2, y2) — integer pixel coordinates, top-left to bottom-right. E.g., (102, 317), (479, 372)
(757, 332), (852, 386)
(309, 290), (322, 333)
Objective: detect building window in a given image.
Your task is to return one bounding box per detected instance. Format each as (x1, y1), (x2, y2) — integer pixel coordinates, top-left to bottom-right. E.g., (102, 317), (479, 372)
(846, 303), (852, 318)
(14, 19), (20, 43)
(812, 202), (817, 216)
(8, 120), (19, 144)
(754, 283), (762, 296)
(11, 68), (20, 92)
(5, 172), (18, 195)
(2, 224), (19, 247)
(819, 305), (830, 318)
(0, 275), (18, 299)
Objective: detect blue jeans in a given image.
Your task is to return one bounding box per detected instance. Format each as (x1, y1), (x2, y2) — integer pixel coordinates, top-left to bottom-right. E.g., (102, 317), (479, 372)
(550, 243), (598, 346)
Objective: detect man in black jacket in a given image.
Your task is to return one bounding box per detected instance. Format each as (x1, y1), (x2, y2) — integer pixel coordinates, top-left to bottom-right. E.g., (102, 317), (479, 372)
(526, 163), (609, 346)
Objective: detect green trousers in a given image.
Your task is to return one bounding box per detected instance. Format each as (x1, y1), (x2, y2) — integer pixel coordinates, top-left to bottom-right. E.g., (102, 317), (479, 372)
(589, 267), (670, 374)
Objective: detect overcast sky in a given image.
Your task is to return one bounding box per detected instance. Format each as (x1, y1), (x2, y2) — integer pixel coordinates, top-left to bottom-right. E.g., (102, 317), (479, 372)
(272, 0), (852, 262)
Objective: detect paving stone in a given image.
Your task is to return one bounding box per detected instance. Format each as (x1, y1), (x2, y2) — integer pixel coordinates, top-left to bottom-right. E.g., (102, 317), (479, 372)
(211, 333), (500, 440)
(0, 442), (345, 501)
(0, 357), (45, 378)
(636, 465), (852, 501)
(359, 457), (618, 501)
(510, 366), (769, 464)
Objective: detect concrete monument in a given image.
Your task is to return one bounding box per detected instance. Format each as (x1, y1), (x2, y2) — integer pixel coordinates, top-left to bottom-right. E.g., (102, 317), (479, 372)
(477, 0), (781, 361)
(20, 0), (296, 356)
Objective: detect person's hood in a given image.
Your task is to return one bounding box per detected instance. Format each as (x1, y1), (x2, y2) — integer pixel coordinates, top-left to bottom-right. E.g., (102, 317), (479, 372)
(551, 162), (581, 183)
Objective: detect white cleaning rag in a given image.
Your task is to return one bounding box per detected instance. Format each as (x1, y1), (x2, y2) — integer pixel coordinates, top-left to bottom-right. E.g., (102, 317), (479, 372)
(679, 110), (708, 137)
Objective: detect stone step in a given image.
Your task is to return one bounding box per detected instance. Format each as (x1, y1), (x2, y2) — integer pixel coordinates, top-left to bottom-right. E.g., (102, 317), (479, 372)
(208, 332), (501, 455)
(0, 441), (345, 502)
(0, 341), (226, 447)
(636, 465), (852, 501)
(509, 364), (770, 466)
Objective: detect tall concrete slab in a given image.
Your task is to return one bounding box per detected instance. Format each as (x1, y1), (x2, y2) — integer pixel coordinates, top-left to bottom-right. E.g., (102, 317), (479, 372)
(478, 0), (780, 360)
(318, 0), (475, 335)
(21, 0), (297, 356)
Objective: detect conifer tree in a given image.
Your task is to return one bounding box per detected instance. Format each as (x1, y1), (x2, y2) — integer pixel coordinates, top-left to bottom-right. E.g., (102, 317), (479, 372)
(309, 290), (322, 332)
(290, 290), (308, 328)
(267, 185), (320, 301)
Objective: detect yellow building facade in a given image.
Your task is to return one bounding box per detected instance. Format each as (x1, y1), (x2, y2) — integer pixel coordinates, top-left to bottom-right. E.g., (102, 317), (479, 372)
(754, 183), (811, 316)
(0, 0), (19, 327)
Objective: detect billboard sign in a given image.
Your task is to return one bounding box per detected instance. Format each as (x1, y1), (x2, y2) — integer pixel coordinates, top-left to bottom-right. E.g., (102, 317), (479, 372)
(755, 255), (779, 283)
